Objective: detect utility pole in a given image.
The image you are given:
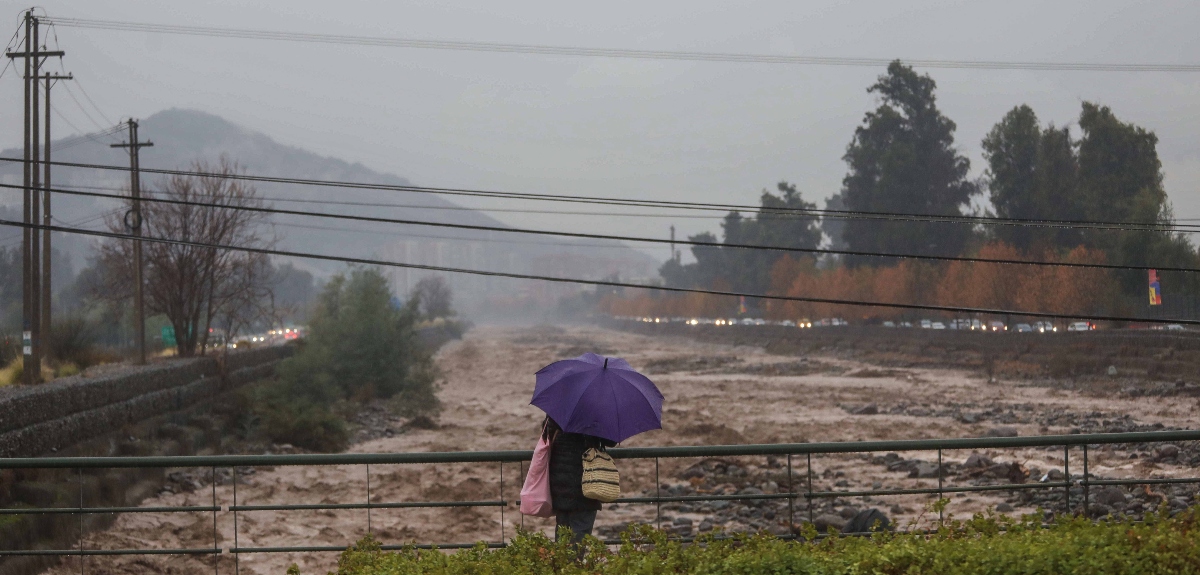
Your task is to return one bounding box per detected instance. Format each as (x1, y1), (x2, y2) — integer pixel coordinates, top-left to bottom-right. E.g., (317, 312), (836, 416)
(111, 120), (152, 365)
(42, 71), (73, 345)
(6, 12), (62, 383)
(669, 225), (675, 263)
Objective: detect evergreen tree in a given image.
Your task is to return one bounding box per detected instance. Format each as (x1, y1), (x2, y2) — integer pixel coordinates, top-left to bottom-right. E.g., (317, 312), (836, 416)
(982, 105), (1082, 252)
(840, 61), (977, 266)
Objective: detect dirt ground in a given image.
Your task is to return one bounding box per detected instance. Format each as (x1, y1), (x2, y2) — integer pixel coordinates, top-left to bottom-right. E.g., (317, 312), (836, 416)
(43, 325), (1200, 575)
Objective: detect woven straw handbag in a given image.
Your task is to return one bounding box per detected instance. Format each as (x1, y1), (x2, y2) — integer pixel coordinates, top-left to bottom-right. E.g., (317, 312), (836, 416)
(581, 447), (621, 502)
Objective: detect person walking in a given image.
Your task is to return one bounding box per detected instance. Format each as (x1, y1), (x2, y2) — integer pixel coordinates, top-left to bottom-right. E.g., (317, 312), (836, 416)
(526, 352), (664, 546)
(543, 416), (615, 543)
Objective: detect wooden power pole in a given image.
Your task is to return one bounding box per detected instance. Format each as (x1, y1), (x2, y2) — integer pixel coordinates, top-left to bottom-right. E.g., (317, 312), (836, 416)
(111, 120), (153, 365)
(42, 72), (73, 350)
(6, 12), (62, 383)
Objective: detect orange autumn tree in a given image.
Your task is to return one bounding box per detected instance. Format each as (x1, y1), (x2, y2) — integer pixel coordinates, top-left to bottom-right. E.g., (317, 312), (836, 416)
(601, 242), (1114, 321)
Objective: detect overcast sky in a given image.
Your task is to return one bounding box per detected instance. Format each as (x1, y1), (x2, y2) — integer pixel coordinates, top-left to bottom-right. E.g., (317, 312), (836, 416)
(2, 0), (1199, 261)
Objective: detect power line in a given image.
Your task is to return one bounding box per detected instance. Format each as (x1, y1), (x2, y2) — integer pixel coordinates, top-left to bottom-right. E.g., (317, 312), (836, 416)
(1, 157), (1195, 234)
(4, 181), (1196, 274)
(2, 216), (1195, 326)
(58, 82), (113, 133)
(70, 77), (115, 126)
(42, 16), (1200, 73)
(276, 220), (643, 250)
(55, 182), (731, 220)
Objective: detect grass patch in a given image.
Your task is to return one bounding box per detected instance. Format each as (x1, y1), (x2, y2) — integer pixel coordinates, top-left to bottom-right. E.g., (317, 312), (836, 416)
(308, 507), (1200, 575)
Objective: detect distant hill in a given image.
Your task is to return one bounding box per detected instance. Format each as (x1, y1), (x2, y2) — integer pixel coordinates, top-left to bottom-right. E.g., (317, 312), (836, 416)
(0, 109), (659, 315)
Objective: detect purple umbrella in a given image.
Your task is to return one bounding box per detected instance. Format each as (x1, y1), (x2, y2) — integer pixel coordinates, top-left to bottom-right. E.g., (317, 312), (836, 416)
(531, 352), (664, 443)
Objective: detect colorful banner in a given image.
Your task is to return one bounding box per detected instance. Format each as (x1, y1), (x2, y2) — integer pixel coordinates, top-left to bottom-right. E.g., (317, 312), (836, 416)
(1149, 269), (1162, 306)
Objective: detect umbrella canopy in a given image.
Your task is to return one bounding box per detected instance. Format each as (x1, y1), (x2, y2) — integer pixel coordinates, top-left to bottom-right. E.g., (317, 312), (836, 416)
(531, 352), (663, 444)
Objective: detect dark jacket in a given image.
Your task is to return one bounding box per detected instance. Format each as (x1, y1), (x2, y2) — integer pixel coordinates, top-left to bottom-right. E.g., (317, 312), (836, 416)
(545, 419), (616, 512)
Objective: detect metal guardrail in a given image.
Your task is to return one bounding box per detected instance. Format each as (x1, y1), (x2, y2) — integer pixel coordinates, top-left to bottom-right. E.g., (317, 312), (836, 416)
(1, 430), (1198, 567)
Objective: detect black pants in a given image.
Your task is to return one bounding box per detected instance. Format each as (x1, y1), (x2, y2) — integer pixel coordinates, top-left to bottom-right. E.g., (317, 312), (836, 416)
(555, 509), (597, 545)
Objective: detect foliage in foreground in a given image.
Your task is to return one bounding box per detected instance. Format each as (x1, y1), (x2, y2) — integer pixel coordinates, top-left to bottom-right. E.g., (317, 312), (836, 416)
(311, 508), (1200, 575)
(244, 267), (441, 451)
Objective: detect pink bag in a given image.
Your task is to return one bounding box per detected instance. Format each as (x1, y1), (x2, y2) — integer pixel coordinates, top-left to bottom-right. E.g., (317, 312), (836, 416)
(519, 434), (555, 517)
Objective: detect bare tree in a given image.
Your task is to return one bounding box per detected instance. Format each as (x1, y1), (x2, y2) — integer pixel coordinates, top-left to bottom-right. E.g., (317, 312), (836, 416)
(96, 157), (275, 357)
(411, 275), (454, 320)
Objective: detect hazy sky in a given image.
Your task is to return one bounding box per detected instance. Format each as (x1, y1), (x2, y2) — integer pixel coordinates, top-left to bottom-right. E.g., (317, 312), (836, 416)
(2, 1), (1199, 261)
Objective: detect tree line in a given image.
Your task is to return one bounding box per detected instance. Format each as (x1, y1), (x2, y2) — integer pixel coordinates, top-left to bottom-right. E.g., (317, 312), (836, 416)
(640, 61), (1196, 321)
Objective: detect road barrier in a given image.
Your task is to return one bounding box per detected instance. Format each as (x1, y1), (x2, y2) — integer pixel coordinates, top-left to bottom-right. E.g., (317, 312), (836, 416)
(1, 430), (1198, 566)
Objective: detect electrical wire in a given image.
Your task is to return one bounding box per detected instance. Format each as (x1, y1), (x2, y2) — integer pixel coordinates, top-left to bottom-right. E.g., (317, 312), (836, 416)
(0, 209), (116, 247)
(0, 23), (21, 81)
(70, 77), (115, 126)
(48, 117), (123, 152)
(1, 157), (1194, 234)
(3, 181), (1196, 274)
(42, 16), (1200, 73)
(44, 182), (730, 220)
(59, 82), (115, 134)
(276, 220), (642, 250)
(2, 216), (1195, 326)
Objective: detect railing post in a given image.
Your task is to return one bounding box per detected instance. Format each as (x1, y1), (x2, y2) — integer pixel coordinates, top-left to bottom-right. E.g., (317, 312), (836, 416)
(519, 460), (525, 533)
(78, 467), (84, 575)
(937, 448), (944, 525)
(786, 454), (794, 536)
(806, 453), (814, 526)
(366, 463), (372, 536)
(1082, 444), (1089, 517)
(1063, 445), (1070, 516)
(499, 462), (505, 546)
(212, 466), (219, 575)
(233, 467), (240, 575)
(654, 458), (661, 531)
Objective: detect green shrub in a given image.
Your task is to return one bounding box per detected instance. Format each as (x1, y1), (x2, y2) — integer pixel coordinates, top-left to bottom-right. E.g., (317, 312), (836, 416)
(247, 268), (441, 451)
(310, 508), (1200, 575)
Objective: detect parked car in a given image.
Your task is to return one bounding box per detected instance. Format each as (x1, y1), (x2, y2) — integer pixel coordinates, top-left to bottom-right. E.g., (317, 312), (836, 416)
(1015, 323), (1033, 333)
(900, 321), (914, 328)
(1167, 324), (1186, 331)
(989, 321), (1006, 332)
(1033, 321), (1056, 333)
(780, 320), (796, 327)
(882, 321), (896, 328)
(919, 319), (932, 329)
(1067, 321), (1094, 331)
(948, 319), (975, 330)
(931, 322), (946, 330)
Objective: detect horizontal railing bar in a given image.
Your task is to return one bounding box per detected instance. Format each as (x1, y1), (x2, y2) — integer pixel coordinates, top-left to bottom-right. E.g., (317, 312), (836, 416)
(0, 430), (1195, 469)
(807, 481), (1071, 498)
(231, 543), (505, 553)
(0, 506), (219, 515)
(0, 548), (217, 556)
(1084, 477), (1200, 487)
(231, 500), (506, 512)
(608, 482), (1071, 505)
(615, 493), (795, 504)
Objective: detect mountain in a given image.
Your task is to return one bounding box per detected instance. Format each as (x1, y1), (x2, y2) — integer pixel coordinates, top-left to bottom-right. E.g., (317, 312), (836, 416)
(0, 109), (659, 316)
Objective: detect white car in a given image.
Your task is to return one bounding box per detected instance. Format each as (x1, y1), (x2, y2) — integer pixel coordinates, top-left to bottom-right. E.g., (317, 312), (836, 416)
(882, 321), (896, 328)
(919, 319), (932, 329)
(931, 322), (946, 330)
(1067, 322), (1093, 331)
(1167, 324), (1185, 331)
